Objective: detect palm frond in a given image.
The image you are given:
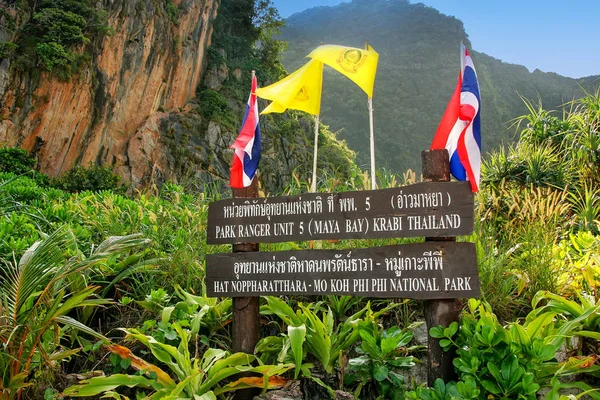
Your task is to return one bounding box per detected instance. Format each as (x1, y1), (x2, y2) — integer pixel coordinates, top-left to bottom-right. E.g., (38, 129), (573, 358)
(0, 225), (77, 325)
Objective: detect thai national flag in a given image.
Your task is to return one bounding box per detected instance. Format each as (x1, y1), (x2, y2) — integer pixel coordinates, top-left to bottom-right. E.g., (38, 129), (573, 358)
(431, 43), (481, 192)
(230, 75), (261, 188)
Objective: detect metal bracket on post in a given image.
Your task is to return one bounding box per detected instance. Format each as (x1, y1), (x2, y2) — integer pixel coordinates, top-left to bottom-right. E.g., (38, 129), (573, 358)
(422, 149), (462, 386)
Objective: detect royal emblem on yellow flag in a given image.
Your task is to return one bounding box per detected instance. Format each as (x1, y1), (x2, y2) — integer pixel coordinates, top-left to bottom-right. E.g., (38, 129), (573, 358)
(307, 44), (379, 98)
(255, 59), (324, 115)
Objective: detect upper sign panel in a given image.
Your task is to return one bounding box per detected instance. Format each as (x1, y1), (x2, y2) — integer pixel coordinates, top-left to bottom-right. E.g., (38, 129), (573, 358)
(207, 181), (474, 244)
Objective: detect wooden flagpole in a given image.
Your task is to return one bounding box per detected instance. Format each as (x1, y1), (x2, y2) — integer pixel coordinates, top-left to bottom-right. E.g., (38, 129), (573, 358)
(422, 148), (461, 385)
(231, 70), (260, 400)
(311, 114), (319, 192)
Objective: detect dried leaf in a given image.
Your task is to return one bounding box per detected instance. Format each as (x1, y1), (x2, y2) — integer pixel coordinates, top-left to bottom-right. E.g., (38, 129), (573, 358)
(228, 375), (290, 389)
(106, 344), (175, 387)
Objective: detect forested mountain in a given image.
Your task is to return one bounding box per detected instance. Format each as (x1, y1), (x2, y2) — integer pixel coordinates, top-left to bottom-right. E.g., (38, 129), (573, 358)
(278, 0), (599, 173)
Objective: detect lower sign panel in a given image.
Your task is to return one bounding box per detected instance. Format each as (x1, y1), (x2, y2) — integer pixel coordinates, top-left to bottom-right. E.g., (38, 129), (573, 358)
(206, 242), (479, 299)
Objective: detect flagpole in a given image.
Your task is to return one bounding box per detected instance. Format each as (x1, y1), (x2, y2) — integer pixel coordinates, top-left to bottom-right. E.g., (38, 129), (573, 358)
(311, 114), (319, 193)
(365, 41), (376, 190)
(310, 43), (324, 194)
(368, 96), (376, 189)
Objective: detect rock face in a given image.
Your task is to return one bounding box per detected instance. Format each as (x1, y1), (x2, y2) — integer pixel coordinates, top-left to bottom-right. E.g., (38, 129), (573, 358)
(0, 0), (218, 185)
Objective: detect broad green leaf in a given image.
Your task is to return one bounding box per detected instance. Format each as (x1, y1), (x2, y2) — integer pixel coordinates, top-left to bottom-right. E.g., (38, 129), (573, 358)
(433, 378), (446, 395)
(158, 370), (201, 399)
(62, 374), (163, 397)
(444, 321), (458, 337)
(264, 296), (303, 326)
(194, 392), (217, 400)
(387, 371), (405, 386)
(55, 315), (108, 341)
(373, 363), (389, 381)
(480, 379), (502, 395)
(381, 329), (407, 355)
(501, 355), (523, 389)
(575, 330), (600, 340)
(210, 352), (255, 379)
(429, 326), (445, 338)
(387, 356), (415, 368)
(201, 348), (228, 374)
(288, 324), (306, 379)
(348, 355), (370, 366)
(161, 306), (175, 323)
(509, 323), (530, 346)
(487, 362), (503, 385)
(525, 311), (556, 339)
(358, 329), (380, 358)
(532, 291), (583, 316)
(190, 305), (210, 335)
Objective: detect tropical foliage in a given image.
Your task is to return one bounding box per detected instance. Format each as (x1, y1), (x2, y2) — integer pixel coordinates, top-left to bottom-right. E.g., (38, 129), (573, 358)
(1, 86), (599, 399)
(1, 0), (599, 395)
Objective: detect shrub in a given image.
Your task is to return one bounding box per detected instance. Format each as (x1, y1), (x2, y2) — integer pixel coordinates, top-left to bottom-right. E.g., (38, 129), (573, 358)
(0, 147), (36, 174)
(165, 0), (180, 23)
(0, 41), (18, 59)
(12, 0), (111, 77)
(35, 41), (74, 71)
(52, 164), (124, 193)
(197, 89), (230, 120)
(0, 147), (50, 185)
(414, 298), (600, 399)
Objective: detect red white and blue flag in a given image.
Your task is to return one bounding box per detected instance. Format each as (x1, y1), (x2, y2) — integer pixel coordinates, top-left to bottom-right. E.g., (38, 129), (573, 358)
(230, 75), (261, 188)
(431, 43), (481, 192)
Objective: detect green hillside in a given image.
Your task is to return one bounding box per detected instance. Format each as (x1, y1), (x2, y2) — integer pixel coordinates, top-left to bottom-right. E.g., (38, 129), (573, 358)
(278, 0), (599, 174)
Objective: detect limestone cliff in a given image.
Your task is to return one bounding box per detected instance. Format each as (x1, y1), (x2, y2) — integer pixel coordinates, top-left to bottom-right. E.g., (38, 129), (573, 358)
(0, 0), (217, 186)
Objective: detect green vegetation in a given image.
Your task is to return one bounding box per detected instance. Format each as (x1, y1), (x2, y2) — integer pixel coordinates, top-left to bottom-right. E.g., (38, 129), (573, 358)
(0, 148), (37, 175)
(165, 0), (180, 24)
(0, 87), (598, 398)
(52, 164), (124, 194)
(0, 0), (598, 397)
(10, 0), (111, 78)
(417, 296), (600, 399)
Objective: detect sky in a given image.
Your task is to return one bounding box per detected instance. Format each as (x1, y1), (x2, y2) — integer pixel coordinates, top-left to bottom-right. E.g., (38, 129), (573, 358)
(270, 0), (600, 79)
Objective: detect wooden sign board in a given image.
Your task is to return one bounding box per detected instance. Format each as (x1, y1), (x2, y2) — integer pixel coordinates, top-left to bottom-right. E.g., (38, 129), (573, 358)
(206, 242), (479, 299)
(207, 181), (474, 244)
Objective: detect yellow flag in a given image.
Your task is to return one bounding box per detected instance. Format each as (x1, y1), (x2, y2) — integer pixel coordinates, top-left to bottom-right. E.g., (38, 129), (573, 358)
(255, 59), (323, 115)
(261, 101), (287, 114)
(308, 44), (379, 98)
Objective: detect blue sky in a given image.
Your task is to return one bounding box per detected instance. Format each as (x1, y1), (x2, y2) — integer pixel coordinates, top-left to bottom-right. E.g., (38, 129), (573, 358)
(271, 0), (600, 79)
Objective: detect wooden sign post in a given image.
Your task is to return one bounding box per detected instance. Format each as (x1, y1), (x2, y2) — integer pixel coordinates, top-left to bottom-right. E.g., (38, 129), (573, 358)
(422, 149), (462, 386)
(231, 181), (260, 400)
